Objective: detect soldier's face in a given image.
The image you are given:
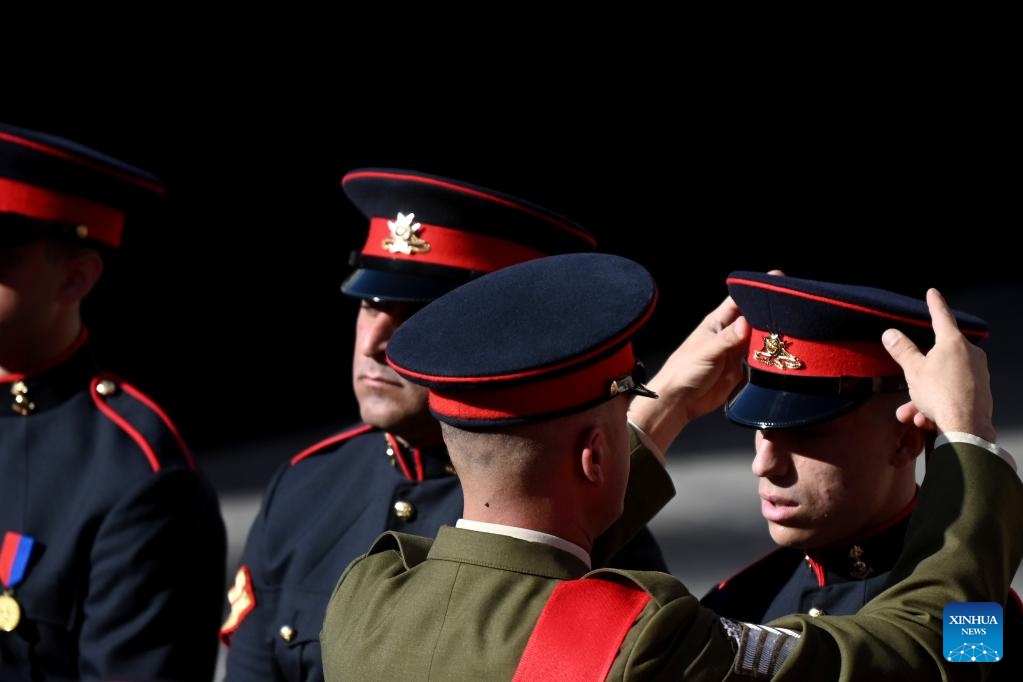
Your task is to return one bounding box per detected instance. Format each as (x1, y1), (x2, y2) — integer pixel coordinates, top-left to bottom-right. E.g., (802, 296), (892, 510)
(0, 240), (65, 349)
(352, 299), (437, 442)
(750, 395), (921, 549)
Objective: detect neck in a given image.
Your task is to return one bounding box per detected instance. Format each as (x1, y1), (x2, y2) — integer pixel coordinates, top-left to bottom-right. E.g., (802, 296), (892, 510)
(811, 482), (919, 552)
(863, 476), (918, 536)
(859, 481), (919, 541)
(0, 316), (83, 377)
(461, 489), (595, 554)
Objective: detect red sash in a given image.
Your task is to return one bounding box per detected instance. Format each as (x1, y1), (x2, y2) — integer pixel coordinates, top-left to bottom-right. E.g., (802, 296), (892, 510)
(513, 577), (651, 681)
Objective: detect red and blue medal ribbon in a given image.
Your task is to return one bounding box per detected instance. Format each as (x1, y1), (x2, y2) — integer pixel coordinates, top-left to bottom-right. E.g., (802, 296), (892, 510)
(0, 531), (35, 590)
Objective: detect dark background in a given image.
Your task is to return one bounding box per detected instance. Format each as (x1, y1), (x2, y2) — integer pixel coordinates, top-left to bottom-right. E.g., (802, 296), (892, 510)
(2, 64), (1017, 459)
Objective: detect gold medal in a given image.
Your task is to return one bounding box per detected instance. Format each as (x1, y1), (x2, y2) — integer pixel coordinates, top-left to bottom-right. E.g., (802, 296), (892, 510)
(0, 592), (20, 632)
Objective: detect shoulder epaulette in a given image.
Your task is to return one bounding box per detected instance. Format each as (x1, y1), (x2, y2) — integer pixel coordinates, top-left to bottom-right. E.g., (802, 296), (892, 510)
(585, 567), (690, 605)
(89, 373), (192, 473)
(367, 531), (433, 569)
(290, 423), (376, 465)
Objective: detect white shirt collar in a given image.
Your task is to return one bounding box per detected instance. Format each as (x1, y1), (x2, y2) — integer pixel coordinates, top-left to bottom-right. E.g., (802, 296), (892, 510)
(455, 519), (591, 569)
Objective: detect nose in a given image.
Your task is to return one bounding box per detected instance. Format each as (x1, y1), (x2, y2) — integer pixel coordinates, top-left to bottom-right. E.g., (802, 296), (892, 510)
(356, 308), (399, 359)
(752, 430), (791, 479)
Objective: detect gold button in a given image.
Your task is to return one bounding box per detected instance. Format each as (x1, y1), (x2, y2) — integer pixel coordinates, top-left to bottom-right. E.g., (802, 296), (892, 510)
(11, 386), (36, 415)
(393, 500), (416, 521)
(95, 379), (118, 396)
(808, 607), (825, 617)
(75, 225), (89, 239)
(279, 625), (295, 642)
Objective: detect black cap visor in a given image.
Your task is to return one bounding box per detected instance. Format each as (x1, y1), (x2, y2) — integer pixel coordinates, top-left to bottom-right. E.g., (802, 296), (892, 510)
(725, 382), (865, 430)
(724, 364), (907, 430)
(341, 267), (465, 303)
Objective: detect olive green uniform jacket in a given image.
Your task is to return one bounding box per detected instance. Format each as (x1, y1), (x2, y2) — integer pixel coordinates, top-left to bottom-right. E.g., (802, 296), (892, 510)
(322, 442), (1022, 681)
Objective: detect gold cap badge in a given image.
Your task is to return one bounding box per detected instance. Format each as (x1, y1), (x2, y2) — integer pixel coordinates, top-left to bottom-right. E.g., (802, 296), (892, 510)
(753, 333), (804, 370)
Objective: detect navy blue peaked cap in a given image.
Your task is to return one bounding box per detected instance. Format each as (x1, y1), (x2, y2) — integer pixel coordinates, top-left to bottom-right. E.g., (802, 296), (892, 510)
(387, 253), (658, 427)
(0, 122), (164, 250)
(725, 271), (989, 430)
(340, 168), (596, 303)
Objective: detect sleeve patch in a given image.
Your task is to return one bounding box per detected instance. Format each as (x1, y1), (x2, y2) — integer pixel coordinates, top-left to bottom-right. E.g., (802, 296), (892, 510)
(220, 565), (257, 645)
(721, 618), (800, 679)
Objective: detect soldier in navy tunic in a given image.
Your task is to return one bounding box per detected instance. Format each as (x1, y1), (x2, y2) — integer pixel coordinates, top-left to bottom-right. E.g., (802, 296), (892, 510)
(221, 169), (669, 681)
(701, 271), (1022, 680)
(0, 123), (226, 680)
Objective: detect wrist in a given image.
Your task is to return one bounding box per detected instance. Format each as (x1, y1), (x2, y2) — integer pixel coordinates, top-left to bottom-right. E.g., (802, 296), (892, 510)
(627, 393), (690, 455)
(937, 418), (996, 444)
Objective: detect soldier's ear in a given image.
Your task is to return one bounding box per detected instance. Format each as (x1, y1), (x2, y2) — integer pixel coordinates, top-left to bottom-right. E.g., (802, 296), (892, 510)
(579, 426), (607, 487)
(59, 250), (103, 304)
(891, 419), (926, 468)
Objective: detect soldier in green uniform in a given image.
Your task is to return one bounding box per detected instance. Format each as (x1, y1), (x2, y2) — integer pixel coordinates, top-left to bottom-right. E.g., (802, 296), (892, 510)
(321, 253), (1021, 681)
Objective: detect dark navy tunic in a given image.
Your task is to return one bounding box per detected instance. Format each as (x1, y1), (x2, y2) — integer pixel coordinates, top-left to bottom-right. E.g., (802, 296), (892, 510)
(223, 424), (668, 682)
(702, 511), (1022, 680)
(0, 341), (227, 681)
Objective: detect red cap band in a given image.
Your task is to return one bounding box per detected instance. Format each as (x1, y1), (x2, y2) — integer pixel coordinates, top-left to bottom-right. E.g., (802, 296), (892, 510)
(747, 327), (902, 378)
(428, 343), (636, 421)
(361, 217), (547, 273)
(0, 177), (123, 247)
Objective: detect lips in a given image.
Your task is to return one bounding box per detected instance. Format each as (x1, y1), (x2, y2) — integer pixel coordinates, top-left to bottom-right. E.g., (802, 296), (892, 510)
(760, 494), (800, 523)
(360, 374), (403, 389)
(356, 359), (405, 389)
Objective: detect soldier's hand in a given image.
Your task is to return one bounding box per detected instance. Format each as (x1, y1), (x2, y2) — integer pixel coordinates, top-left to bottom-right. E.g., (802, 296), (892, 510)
(629, 295), (750, 455)
(882, 288), (995, 442)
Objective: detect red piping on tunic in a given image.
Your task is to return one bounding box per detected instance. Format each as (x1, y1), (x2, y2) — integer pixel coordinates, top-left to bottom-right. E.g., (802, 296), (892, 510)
(290, 424), (375, 465)
(91, 376), (161, 473)
(385, 432), (414, 481)
(119, 379), (194, 470)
